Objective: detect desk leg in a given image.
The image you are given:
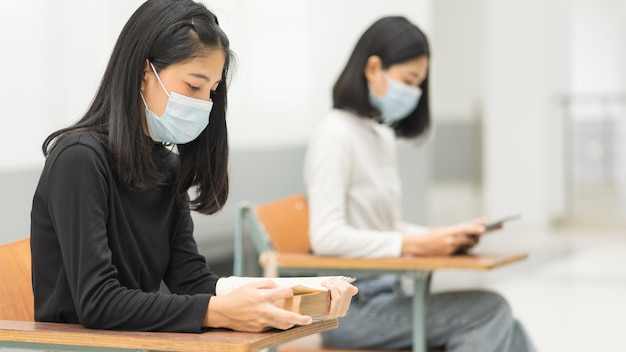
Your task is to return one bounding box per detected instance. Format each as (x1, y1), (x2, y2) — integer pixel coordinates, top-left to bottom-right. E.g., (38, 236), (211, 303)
(234, 205), (245, 277)
(412, 271), (432, 352)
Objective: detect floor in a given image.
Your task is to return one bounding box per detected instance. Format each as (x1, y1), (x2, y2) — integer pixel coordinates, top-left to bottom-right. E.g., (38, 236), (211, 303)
(428, 183), (626, 352)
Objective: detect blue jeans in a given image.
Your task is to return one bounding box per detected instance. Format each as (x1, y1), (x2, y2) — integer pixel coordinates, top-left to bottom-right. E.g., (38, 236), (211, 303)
(321, 277), (536, 351)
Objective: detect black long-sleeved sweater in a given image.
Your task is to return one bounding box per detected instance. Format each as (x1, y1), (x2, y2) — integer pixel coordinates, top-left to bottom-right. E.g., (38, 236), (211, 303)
(30, 132), (220, 332)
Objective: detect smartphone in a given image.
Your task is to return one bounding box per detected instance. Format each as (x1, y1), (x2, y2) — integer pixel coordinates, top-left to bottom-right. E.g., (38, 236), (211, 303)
(484, 214), (521, 232)
(453, 214), (521, 255)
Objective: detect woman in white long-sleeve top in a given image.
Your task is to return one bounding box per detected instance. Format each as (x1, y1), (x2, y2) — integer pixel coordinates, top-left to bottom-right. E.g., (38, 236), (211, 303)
(304, 16), (536, 351)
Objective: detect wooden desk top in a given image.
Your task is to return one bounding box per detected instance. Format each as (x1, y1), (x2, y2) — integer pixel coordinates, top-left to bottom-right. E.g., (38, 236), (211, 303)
(276, 252), (528, 271)
(0, 319), (338, 352)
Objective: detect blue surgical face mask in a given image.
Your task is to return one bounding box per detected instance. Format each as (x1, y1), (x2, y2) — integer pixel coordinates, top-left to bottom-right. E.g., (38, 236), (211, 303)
(369, 74), (422, 123)
(140, 62), (213, 144)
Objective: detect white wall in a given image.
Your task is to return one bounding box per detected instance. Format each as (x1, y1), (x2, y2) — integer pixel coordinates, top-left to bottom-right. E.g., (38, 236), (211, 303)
(620, 0), (626, 214)
(0, 0), (431, 173)
(431, 0), (626, 228)
(0, 1), (145, 173)
(0, 0), (433, 244)
(483, 0), (573, 229)
(2, 0), (624, 230)
(570, 0), (626, 216)
(430, 0), (570, 228)
(572, 0), (622, 93)
(431, 0), (485, 121)
(200, 0), (433, 151)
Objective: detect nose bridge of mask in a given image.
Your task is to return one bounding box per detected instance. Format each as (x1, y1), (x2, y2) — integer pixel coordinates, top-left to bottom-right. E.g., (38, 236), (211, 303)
(384, 72), (420, 96)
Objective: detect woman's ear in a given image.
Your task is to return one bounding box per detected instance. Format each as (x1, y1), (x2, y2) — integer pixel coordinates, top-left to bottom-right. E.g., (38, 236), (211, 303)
(140, 59), (151, 92)
(365, 55), (387, 97)
(364, 55), (383, 83)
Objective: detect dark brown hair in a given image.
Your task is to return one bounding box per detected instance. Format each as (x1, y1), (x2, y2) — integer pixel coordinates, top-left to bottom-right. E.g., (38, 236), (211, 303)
(333, 16), (430, 138)
(43, 0), (232, 214)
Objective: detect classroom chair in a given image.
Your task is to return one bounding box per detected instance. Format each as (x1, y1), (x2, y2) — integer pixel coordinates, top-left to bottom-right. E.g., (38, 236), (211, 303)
(0, 238), (34, 322)
(234, 194), (451, 352)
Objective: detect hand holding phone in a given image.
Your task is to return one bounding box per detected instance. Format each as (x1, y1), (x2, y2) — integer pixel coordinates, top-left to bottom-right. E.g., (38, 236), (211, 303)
(484, 214), (521, 232)
(453, 214), (521, 255)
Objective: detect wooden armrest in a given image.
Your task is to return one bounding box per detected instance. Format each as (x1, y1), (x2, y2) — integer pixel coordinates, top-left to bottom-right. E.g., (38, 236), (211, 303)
(0, 319), (338, 352)
(275, 252), (528, 272)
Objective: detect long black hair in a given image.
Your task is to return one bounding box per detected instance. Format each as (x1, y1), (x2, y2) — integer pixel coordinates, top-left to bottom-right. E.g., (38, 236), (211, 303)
(333, 16), (430, 138)
(42, 0), (232, 215)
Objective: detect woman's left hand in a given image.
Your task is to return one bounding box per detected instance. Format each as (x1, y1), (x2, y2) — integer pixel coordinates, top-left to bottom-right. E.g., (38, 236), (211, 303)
(321, 277), (359, 318)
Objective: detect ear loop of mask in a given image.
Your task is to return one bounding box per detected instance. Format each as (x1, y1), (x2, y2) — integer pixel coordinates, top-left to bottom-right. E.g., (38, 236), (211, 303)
(370, 71), (391, 97)
(150, 62), (170, 97)
(139, 62), (170, 109)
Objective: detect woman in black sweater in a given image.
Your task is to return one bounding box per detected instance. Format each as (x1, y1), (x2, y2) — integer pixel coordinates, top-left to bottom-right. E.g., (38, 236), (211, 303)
(30, 0), (356, 333)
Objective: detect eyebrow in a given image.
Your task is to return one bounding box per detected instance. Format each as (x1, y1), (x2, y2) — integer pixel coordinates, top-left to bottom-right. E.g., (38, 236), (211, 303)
(189, 73), (222, 84)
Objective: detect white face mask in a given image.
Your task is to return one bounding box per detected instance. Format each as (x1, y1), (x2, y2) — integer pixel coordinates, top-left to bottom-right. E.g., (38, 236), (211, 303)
(369, 74), (422, 123)
(140, 62), (213, 144)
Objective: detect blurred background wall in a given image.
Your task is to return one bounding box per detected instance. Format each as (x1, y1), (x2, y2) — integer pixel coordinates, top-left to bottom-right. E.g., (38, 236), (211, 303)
(1, 0), (625, 267)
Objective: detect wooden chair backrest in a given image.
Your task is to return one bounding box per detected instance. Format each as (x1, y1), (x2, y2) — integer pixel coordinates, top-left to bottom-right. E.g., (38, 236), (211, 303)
(0, 238), (34, 321)
(254, 194), (311, 254)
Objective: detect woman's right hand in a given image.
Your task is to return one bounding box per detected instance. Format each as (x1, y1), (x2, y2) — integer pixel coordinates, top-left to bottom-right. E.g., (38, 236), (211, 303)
(401, 217), (486, 256)
(204, 280), (313, 332)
